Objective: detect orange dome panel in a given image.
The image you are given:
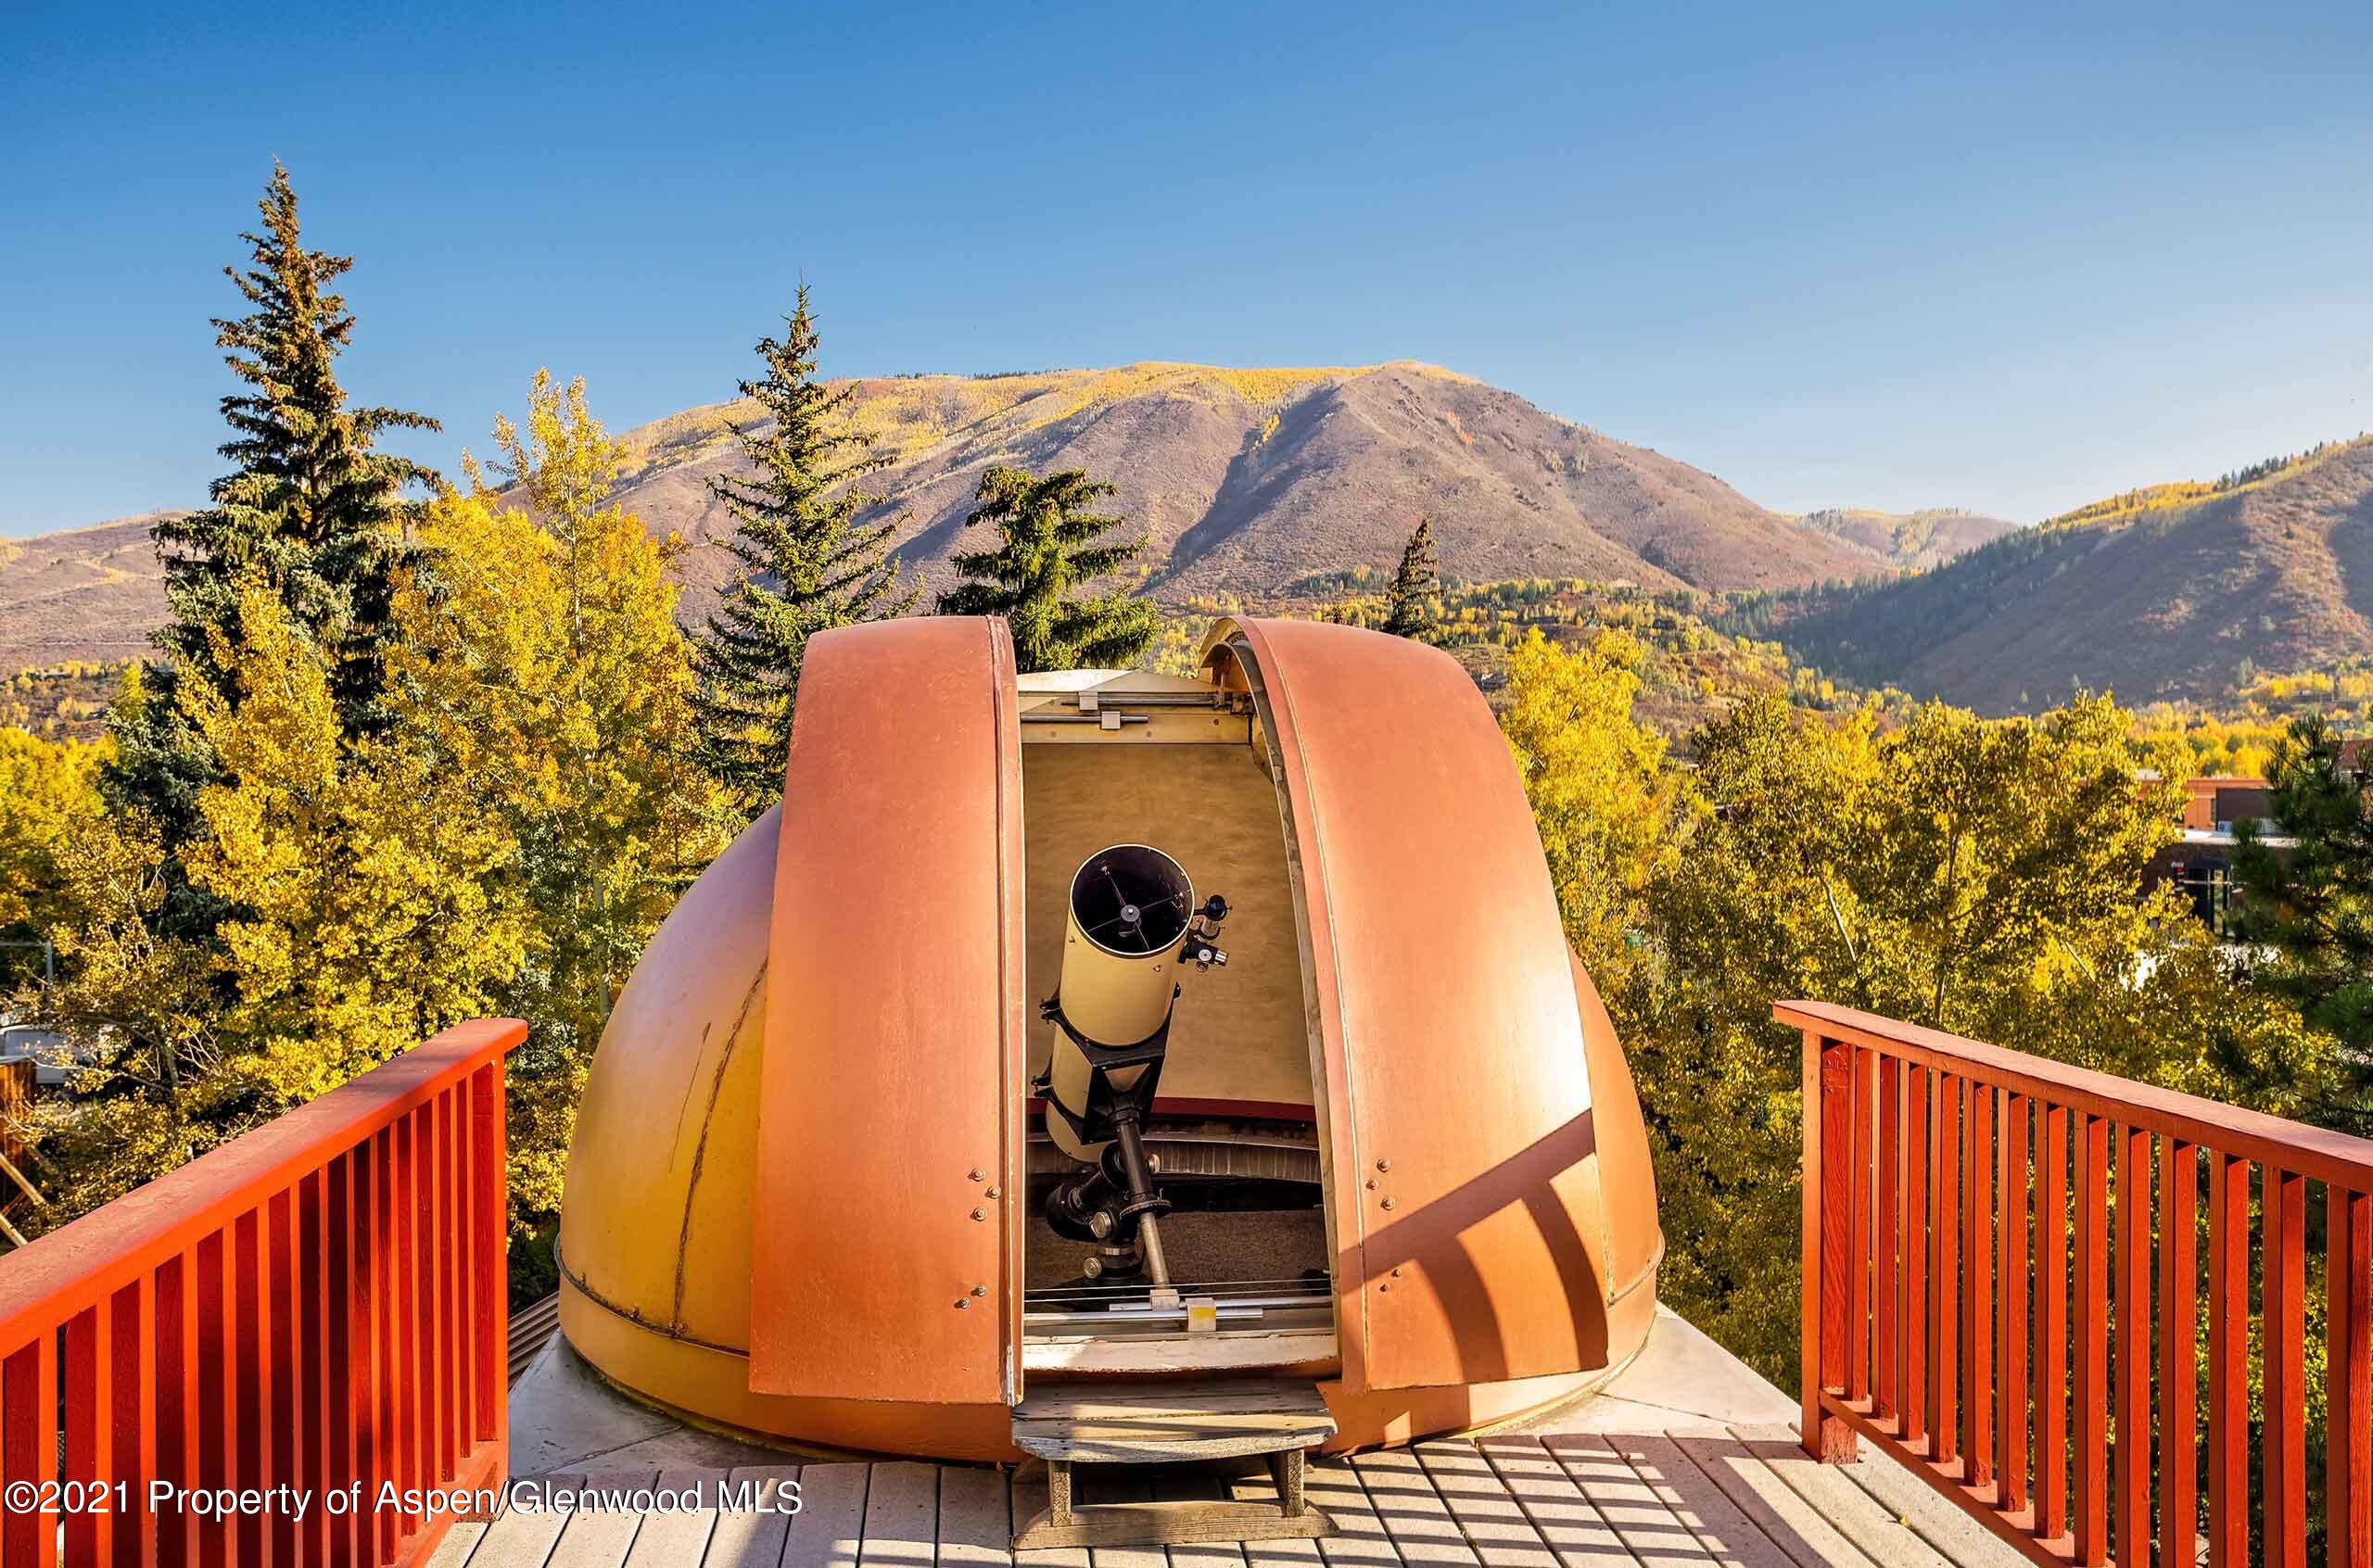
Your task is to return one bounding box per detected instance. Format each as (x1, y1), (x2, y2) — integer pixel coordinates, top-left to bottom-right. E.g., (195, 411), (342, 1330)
(745, 617), (1027, 1405)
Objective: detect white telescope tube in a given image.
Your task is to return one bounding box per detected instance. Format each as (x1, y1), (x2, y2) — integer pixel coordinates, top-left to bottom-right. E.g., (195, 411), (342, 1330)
(1044, 844), (1192, 1160)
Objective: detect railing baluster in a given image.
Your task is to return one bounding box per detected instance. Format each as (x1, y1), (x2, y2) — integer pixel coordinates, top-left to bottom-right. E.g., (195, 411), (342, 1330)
(1876, 1056), (1900, 1425)
(233, 1207), (266, 1568)
(2037, 1102), (2068, 1544)
(2114, 1123), (2151, 1567)
(111, 1277), (149, 1568)
(299, 1169), (328, 1568)
(413, 1101), (442, 1497)
(65, 1296), (113, 1568)
(3, 1333), (59, 1568)
(448, 1086), (473, 1463)
(1997, 1091), (2028, 1516)
(2207, 1151), (2248, 1568)
(1850, 1047), (1873, 1406)
(2159, 1139), (2196, 1568)
(2076, 1111), (2109, 1567)
(396, 1112), (420, 1547)
(1964, 1082), (1994, 1486)
(1904, 1064), (1931, 1453)
(328, 1152), (357, 1568)
(372, 1125), (397, 1567)
(472, 1057), (505, 1451)
(2266, 1166), (2307, 1568)
(197, 1230), (227, 1568)
(1935, 1071), (1962, 1467)
(473, 1061), (506, 1452)
(155, 1252), (193, 1568)
(269, 1188), (298, 1566)
(1802, 1031), (1857, 1459)
(2330, 1184), (2373, 1568)
(436, 1090), (461, 1483)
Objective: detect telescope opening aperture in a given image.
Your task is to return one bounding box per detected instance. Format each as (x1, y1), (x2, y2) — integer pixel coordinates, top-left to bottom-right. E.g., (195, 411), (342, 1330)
(1070, 844), (1192, 956)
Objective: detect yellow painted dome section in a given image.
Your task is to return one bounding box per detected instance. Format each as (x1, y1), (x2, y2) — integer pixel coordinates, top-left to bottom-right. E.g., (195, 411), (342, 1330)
(558, 803), (774, 1357)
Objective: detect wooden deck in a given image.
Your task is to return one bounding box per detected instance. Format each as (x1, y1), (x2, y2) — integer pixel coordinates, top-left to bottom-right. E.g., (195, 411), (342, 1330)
(425, 1424), (2024, 1568)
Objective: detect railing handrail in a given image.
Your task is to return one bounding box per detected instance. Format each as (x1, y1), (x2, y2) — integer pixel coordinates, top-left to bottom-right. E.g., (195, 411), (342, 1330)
(1778, 998), (2373, 1191)
(0, 1016), (524, 1347)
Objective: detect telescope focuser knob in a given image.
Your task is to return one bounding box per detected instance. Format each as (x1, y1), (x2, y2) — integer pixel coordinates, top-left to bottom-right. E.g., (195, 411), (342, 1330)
(1179, 892), (1230, 969)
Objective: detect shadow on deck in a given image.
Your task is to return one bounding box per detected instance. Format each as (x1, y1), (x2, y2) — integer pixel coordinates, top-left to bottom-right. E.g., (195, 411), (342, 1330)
(468, 1309), (2022, 1567)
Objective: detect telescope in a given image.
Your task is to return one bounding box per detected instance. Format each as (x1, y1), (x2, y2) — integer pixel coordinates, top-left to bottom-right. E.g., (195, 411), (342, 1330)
(1039, 843), (1228, 1287)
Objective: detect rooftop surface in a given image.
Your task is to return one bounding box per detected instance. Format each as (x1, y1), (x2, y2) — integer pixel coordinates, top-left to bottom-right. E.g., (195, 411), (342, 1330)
(477, 1309), (2021, 1567)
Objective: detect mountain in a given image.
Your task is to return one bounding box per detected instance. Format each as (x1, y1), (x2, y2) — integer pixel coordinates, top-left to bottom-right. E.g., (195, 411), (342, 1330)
(1747, 437), (2373, 713)
(1792, 507), (2023, 571)
(0, 512), (182, 672)
(0, 362), (1912, 675)
(607, 361), (1878, 618)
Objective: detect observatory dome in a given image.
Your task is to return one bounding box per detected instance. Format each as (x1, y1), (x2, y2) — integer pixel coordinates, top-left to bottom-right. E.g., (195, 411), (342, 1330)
(557, 615), (1662, 1459)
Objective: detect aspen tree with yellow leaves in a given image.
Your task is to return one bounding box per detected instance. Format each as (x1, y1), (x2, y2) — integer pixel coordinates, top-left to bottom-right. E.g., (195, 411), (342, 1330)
(388, 373), (729, 1239)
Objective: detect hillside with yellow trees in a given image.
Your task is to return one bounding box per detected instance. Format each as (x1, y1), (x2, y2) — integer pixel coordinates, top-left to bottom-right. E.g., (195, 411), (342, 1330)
(1737, 436), (2373, 711)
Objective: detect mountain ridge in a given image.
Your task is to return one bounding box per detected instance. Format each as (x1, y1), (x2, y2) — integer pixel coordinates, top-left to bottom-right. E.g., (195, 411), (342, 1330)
(1745, 436), (2373, 712)
(5, 361), (1927, 672)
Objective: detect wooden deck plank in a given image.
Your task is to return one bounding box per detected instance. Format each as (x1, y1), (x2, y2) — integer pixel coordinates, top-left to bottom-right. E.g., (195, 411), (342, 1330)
(1350, 1448), (1481, 1566)
(1542, 1436), (1708, 1565)
(782, 1461), (872, 1568)
(1474, 1438), (1635, 1567)
(459, 1483), (573, 1568)
(1226, 1464), (1326, 1568)
(704, 1465), (803, 1568)
(545, 1471), (661, 1568)
(423, 1520), (489, 1567)
(1411, 1442), (1558, 1568)
(1664, 1438), (1872, 1568)
(1723, 1428), (1951, 1568)
(450, 1424), (2032, 1568)
(622, 1468), (720, 1568)
(935, 1464), (1016, 1568)
(1599, 1434), (1796, 1568)
(1826, 1448), (2030, 1568)
(857, 1461), (942, 1568)
(1304, 1458), (1402, 1568)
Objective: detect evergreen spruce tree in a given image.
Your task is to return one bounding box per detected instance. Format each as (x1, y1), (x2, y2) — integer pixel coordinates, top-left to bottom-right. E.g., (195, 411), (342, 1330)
(106, 161), (438, 936)
(691, 286), (918, 808)
(1382, 516), (1442, 642)
(935, 466), (1159, 673)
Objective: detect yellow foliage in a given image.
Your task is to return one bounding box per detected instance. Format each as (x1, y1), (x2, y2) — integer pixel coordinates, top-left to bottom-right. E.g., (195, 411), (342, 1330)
(1499, 629), (1677, 995)
(183, 584), (531, 1103)
(0, 727), (104, 942)
(404, 371), (730, 1221)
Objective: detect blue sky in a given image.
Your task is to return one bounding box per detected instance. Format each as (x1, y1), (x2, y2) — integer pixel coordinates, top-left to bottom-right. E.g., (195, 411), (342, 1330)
(3, 0), (2367, 536)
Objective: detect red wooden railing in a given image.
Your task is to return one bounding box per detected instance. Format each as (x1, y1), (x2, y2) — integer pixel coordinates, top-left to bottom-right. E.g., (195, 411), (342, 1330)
(0, 1017), (520, 1568)
(1787, 999), (2373, 1568)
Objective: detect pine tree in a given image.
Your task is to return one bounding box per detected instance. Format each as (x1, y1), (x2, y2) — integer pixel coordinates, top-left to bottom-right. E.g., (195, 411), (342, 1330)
(936, 466), (1159, 673)
(1382, 516), (1441, 642)
(108, 162), (438, 932)
(691, 287), (917, 809)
